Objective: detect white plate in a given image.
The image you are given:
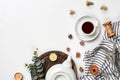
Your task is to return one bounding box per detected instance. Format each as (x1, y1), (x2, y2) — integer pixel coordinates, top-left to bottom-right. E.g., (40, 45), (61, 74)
(45, 64), (76, 80)
(75, 15), (101, 41)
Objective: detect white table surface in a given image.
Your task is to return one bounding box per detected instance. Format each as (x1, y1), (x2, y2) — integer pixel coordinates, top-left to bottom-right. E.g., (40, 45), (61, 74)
(0, 0), (120, 79)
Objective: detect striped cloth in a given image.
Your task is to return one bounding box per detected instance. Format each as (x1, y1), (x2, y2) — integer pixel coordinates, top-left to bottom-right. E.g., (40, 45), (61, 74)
(80, 21), (120, 80)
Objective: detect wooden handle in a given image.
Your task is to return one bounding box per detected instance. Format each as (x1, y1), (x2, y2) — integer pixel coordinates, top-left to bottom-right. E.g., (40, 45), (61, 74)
(14, 72), (23, 80)
(103, 21), (115, 37)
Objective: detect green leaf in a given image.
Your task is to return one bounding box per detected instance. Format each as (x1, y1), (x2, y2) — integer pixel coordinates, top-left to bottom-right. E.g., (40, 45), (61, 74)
(33, 51), (38, 56)
(25, 63), (28, 67)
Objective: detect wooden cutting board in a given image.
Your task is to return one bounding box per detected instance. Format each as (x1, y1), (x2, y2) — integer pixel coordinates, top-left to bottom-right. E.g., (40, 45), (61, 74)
(39, 51), (78, 79)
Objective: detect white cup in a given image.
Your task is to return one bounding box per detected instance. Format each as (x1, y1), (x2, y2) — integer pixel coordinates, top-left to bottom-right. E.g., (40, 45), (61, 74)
(81, 21), (97, 36)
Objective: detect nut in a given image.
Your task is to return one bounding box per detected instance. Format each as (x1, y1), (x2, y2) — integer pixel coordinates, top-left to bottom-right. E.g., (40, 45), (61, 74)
(49, 53), (57, 61)
(70, 10), (75, 15)
(86, 1), (94, 6)
(101, 5), (108, 11)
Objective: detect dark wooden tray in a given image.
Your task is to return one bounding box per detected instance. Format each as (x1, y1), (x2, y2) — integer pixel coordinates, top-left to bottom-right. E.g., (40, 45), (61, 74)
(39, 51), (78, 79)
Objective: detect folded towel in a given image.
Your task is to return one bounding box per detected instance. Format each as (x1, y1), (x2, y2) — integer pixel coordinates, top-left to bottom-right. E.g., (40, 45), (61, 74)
(80, 21), (120, 80)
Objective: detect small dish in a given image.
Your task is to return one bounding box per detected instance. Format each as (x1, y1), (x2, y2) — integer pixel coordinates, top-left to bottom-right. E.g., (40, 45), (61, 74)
(75, 15), (101, 41)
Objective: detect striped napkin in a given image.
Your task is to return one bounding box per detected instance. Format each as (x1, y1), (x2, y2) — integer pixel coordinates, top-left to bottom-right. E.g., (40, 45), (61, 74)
(80, 21), (120, 80)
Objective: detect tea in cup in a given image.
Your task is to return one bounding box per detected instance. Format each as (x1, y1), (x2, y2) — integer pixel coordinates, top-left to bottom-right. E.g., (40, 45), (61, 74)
(81, 21), (96, 36)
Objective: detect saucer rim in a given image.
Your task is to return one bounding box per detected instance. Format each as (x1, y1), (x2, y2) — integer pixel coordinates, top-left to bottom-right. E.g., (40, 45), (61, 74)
(75, 15), (101, 41)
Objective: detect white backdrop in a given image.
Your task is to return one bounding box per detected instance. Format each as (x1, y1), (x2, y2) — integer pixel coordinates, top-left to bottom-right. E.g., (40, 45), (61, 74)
(0, 0), (120, 79)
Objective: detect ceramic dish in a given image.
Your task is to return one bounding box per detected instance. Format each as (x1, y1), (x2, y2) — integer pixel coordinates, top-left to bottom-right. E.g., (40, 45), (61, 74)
(39, 51), (78, 78)
(75, 15), (101, 41)
(45, 64), (77, 80)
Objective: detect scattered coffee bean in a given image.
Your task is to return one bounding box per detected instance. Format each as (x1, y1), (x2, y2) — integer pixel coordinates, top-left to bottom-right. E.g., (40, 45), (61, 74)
(76, 52), (81, 58)
(101, 5), (108, 11)
(79, 67), (84, 72)
(80, 41), (84, 46)
(66, 47), (70, 52)
(68, 34), (73, 39)
(70, 10), (75, 15)
(86, 1), (94, 6)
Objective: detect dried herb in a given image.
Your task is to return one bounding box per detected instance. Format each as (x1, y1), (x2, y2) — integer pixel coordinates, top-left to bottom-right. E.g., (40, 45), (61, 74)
(25, 49), (45, 80)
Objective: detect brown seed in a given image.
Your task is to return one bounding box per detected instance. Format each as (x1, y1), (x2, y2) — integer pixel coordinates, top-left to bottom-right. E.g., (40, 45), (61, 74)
(80, 41), (84, 46)
(86, 1), (94, 6)
(68, 34), (73, 39)
(66, 47), (70, 52)
(79, 67), (84, 72)
(101, 5), (108, 11)
(70, 10), (75, 15)
(76, 52), (81, 58)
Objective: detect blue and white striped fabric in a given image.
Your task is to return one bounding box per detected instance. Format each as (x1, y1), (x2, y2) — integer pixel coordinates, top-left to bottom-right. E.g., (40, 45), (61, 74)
(80, 21), (120, 80)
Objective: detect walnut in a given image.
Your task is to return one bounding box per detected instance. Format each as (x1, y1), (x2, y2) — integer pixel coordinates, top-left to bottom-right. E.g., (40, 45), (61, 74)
(86, 1), (94, 6)
(101, 5), (108, 11)
(69, 10), (75, 15)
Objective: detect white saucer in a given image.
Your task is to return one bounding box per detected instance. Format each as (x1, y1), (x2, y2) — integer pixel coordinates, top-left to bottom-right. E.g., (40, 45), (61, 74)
(45, 64), (76, 80)
(75, 15), (101, 41)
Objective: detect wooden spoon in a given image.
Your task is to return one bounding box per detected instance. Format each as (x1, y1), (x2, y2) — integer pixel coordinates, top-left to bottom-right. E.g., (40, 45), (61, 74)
(14, 72), (23, 80)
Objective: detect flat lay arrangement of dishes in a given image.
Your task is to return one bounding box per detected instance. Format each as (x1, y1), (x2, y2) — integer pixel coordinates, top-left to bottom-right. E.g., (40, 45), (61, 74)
(8, 0), (120, 80)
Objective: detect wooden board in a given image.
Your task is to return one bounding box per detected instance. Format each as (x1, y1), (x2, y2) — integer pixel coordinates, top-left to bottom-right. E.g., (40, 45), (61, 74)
(39, 51), (78, 79)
